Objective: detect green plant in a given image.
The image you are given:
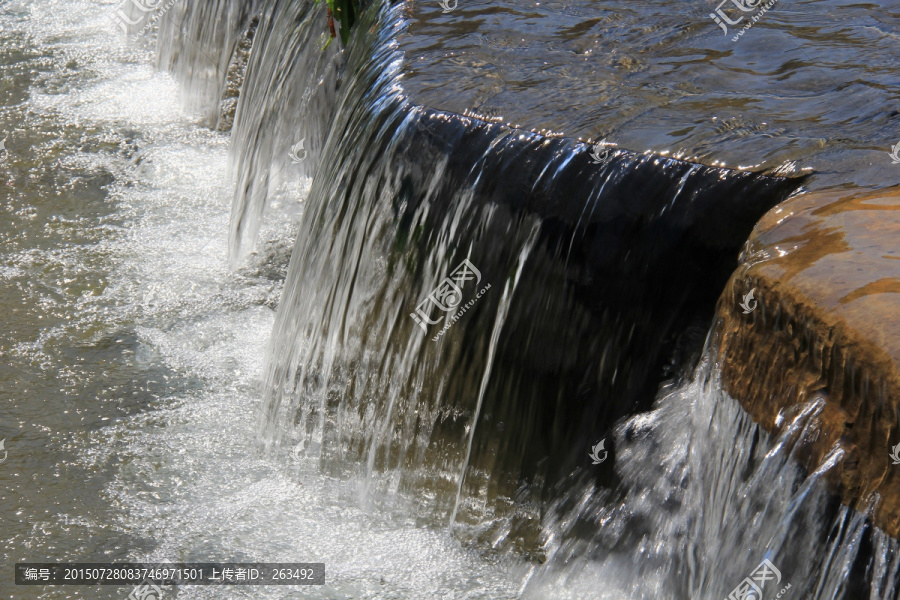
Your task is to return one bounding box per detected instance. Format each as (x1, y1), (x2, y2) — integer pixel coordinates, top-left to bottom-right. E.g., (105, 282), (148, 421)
(315, 0), (359, 47)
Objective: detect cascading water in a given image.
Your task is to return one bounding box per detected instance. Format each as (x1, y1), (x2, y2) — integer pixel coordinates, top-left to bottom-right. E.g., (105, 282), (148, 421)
(214, 0), (899, 593)
(525, 341), (900, 599)
(3, 0), (898, 597)
(155, 0), (265, 126)
(146, 0), (900, 594)
(226, 0), (344, 261)
(221, 0), (805, 551)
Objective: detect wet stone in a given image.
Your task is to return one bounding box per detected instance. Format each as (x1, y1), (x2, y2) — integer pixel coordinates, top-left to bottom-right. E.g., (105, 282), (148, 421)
(217, 16), (259, 132)
(717, 185), (900, 538)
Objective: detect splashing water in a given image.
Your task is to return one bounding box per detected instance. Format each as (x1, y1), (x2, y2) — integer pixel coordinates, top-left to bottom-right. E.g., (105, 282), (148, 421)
(526, 345), (900, 599)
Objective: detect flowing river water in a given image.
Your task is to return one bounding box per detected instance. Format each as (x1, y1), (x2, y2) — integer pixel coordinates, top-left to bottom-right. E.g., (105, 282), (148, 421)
(1, 0), (899, 599)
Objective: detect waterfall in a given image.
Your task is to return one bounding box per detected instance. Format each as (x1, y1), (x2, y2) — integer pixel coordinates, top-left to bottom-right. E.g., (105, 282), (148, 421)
(220, 0), (805, 547)
(156, 0), (264, 126)
(524, 342), (900, 599)
(227, 0), (343, 261)
(149, 0), (900, 596)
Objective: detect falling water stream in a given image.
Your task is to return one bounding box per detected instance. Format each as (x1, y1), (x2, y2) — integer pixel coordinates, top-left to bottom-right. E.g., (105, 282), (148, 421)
(1, 0), (899, 599)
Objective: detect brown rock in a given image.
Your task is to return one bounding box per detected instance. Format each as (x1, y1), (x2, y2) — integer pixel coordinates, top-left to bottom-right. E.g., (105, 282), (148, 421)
(717, 185), (900, 537)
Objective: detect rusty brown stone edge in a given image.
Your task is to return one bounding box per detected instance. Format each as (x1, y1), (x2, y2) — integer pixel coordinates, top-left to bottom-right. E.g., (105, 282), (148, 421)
(717, 261), (900, 538)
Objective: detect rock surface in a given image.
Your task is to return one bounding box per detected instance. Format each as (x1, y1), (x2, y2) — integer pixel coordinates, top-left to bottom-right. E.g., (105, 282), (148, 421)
(217, 16), (259, 132)
(717, 185), (900, 537)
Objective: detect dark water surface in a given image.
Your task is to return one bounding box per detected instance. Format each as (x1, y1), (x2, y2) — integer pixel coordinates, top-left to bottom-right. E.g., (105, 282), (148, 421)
(402, 0), (900, 191)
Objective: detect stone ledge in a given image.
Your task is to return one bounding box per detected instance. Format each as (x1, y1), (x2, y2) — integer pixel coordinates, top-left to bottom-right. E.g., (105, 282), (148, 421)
(718, 186), (900, 537)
